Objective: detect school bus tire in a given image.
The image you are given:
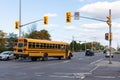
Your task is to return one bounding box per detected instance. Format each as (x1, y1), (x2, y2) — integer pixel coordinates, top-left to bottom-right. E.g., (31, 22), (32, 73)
(42, 53), (48, 61)
(58, 57), (62, 60)
(68, 53), (72, 59)
(31, 57), (37, 61)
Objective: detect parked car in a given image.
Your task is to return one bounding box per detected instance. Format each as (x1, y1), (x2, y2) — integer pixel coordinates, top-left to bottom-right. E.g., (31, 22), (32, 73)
(105, 50), (114, 58)
(85, 49), (94, 56)
(0, 51), (15, 60)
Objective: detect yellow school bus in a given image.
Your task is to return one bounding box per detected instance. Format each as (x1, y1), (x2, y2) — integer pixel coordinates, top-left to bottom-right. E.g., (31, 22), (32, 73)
(13, 38), (72, 61)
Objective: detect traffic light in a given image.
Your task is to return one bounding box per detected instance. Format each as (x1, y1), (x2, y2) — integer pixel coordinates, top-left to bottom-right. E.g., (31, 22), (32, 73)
(107, 15), (111, 26)
(109, 33), (112, 40)
(15, 21), (20, 29)
(105, 33), (112, 40)
(105, 33), (109, 40)
(44, 16), (48, 25)
(66, 12), (72, 23)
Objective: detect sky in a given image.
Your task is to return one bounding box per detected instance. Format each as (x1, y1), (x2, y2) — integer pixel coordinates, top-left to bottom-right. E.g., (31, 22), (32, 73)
(0, 0), (120, 49)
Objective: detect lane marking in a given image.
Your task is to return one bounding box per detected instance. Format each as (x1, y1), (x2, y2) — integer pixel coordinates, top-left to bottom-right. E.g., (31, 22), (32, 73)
(50, 75), (74, 78)
(50, 72), (91, 79)
(78, 58), (83, 60)
(95, 76), (115, 78)
(63, 60), (70, 63)
(89, 66), (99, 73)
(90, 58), (104, 65)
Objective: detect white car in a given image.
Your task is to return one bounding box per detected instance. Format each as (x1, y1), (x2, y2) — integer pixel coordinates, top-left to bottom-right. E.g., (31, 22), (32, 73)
(0, 51), (15, 60)
(105, 51), (114, 58)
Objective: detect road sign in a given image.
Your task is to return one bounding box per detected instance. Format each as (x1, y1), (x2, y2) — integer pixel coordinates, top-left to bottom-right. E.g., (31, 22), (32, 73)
(74, 12), (79, 20)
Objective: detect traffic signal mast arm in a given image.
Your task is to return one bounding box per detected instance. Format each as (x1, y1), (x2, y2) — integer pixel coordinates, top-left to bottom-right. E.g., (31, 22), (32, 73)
(21, 19), (43, 27)
(80, 16), (106, 22)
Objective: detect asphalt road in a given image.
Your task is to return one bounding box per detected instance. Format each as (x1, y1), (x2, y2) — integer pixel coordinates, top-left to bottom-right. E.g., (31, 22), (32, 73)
(0, 52), (120, 80)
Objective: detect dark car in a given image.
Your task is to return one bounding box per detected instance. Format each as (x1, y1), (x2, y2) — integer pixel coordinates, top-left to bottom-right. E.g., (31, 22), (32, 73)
(85, 49), (94, 56)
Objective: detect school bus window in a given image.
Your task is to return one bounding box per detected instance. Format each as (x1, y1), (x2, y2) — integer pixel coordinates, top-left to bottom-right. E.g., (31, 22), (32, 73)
(53, 44), (56, 48)
(52, 44), (54, 48)
(55, 44), (57, 49)
(28, 42), (32, 48)
(24, 43), (27, 46)
(42, 43), (45, 48)
(44, 43), (47, 48)
(32, 42), (35, 48)
(58, 45), (60, 49)
(39, 43), (41, 48)
(46, 44), (49, 48)
(61, 45), (64, 49)
(40, 43), (43, 48)
(49, 44), (52, 48)
(18, 43), (23, 47)
(24, 39), (27, 42)
(14, 43), (17, 46)
(36, 43), (39, 48)
(15, 39), (18, 42)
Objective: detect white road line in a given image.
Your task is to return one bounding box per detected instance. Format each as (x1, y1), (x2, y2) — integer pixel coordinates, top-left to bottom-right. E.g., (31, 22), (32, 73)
(90, 58), (104, 65)
(50, 72), (91, 79)
(63, 60), (70, 63)
(50, 75), (74, 78)
(95, 76), (115, 78)
(78, 58), (83, 60)
(89, 66), (99, 73)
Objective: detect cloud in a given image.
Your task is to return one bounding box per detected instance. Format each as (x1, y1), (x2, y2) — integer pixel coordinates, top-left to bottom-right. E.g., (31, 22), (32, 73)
(65, 25), (77, 30)
(44, 13), (58, 17)
(44, 24), (59, 28)
(81, 23), (107, 29)
(78, 0), (96, 2)
(78, 1), (120, 19)
(78, 0), (84, 2)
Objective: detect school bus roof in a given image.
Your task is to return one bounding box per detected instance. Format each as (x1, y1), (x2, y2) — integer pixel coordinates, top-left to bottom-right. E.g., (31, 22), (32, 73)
(18, 38), (69, 45)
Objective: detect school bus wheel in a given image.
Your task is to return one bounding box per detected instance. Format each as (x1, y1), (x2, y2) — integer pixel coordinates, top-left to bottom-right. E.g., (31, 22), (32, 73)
(42, 53), (48, 61)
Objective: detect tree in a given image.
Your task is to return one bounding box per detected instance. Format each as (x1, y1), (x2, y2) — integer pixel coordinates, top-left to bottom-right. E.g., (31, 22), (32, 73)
(37, 29), (51, 40)
(24, 29), (51, 40)
(7, 32), (18, 50)
(0, 30), (6, 47)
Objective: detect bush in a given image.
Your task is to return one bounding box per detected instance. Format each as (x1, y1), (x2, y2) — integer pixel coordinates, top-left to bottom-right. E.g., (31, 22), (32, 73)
(114, 51), (120, 54)
(0, 47), (13, 53)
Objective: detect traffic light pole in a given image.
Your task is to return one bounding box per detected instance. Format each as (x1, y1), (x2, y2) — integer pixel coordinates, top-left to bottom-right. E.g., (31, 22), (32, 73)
(19, 0), (21, 38)
(73, 10), (112, 64)
(18, 0), (45, 37)
(108, 9), (112, 64)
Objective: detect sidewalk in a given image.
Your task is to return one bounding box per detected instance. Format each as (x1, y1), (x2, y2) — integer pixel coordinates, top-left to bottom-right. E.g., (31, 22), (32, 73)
(89, 60), (120, 79)
(96, 60), (120, 67)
